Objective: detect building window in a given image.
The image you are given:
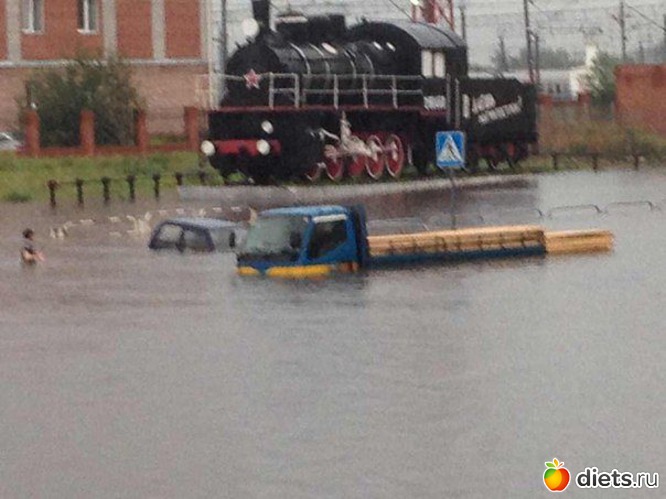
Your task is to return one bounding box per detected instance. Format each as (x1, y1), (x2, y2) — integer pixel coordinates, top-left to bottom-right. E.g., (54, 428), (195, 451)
(22, 0), (44, 33)
(78, 0), (98, 33)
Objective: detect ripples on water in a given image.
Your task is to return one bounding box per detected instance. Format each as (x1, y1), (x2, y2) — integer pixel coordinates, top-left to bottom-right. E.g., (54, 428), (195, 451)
(0, 171), (665, 498)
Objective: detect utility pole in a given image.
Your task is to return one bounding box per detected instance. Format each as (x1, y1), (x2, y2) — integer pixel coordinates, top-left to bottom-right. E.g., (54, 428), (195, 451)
(523, 0), (535, 84)
(611, 1), (628, 62)
(663, 14), (666, 62)
(499, 35), (508, 72)
(620, 1), (627, 62)
(459, 4), (467, 43)
(533, 32), (541, 88)
(221, 0), (228, 67)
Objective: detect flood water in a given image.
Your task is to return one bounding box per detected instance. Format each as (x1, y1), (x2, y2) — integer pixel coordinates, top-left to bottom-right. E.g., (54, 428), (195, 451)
(1, 170), (665, 498)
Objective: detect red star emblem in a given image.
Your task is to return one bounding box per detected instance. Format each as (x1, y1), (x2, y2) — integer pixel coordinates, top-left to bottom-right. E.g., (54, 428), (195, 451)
(244, 69), (262, 90)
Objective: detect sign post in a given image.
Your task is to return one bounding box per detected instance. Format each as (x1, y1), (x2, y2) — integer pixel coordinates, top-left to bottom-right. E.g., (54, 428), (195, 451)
(436, 131), (466, 229)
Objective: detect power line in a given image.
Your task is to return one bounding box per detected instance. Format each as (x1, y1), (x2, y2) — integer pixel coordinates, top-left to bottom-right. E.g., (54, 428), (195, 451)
(625, 1), (666, 33)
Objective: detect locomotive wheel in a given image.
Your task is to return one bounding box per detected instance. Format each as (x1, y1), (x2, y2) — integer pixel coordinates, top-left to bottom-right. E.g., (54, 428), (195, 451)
(303, 162), (323, 183)
(365, 135), (385, 180)
(325, 156), (345, 182)
(347, 154), (365, 177)
(385, 134), (405, 178)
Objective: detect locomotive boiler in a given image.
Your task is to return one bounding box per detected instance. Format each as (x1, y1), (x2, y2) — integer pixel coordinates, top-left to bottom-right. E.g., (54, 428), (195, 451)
(201, 0), (538, 183)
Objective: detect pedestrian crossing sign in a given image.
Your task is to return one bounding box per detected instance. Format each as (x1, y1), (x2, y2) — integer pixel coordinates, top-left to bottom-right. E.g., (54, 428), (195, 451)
(436, 131), (466, 169)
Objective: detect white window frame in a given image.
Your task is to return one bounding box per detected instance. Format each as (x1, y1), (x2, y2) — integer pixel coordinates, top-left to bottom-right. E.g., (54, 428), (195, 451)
(22, 0), (44, 34)
(421, 50), (433, 77)
(433, 52), (446, 77)
(78, 0), (98, 33)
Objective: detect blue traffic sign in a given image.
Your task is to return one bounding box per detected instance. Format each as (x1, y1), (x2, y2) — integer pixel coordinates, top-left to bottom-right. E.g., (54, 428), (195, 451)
(436, 131), (466, 169)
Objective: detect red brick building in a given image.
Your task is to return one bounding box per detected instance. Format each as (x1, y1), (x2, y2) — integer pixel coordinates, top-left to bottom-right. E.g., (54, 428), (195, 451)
(615, 65), (666, 138)
(0, 0), (210, 133)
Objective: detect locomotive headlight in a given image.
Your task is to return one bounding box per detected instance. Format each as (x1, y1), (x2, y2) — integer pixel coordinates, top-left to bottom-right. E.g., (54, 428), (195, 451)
(256, 139), (271, 155)
(261, 120), (274, 134)
(200, 140), (216, 157)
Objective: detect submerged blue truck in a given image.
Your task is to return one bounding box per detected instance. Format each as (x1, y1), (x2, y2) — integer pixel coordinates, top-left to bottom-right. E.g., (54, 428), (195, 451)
(236, 205), (613, 278)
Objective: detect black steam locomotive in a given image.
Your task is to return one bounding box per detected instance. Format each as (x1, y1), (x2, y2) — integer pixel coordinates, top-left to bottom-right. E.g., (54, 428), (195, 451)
(201, 0), (537, 183)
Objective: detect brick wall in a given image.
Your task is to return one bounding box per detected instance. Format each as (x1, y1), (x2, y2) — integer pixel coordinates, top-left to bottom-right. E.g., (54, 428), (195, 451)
(22, 0), (103, 60)
(165, 0), (201, 58)
(116, 0), (153, 59)
(0, 67), (31, 130)
(131, 63), (207, 133)
(616, 65), (666, 137)
(0, 0), (6, 60)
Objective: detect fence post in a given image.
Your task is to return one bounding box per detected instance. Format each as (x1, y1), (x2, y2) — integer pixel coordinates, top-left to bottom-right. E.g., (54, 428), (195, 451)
(75, 178), (85, 206)
(633, 154), (640, 170)
(47, 180), (58, 208)
(184, 106), (199, 152)
(552, 153), (559, 170)
(101, 177), (111, 204)
(592, 153), (599, 171)
(135, 110), (149, 154)
(152, 173), (161, 200)
(126, 175), (136, 202)
(175, 172), (183, 186)
(80, 109), (95, 156)
(25, 110), (41, 157)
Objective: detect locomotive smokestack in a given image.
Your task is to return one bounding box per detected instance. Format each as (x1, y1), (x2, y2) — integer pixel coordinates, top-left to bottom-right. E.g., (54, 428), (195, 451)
(252, 0), (270, 32)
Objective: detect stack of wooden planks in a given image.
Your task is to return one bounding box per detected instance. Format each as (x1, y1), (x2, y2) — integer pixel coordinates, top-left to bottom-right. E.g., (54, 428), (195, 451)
(368, 225), (614, 257)
(544, 230), (614, 255)
(368, 225), (545, 256)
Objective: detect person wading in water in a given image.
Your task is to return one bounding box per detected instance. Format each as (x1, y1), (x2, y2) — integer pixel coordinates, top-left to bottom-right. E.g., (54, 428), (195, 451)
(21, 228), (45, 265)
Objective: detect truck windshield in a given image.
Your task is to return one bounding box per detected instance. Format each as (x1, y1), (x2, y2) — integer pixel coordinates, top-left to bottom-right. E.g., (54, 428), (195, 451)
(240, 215), (309, 260)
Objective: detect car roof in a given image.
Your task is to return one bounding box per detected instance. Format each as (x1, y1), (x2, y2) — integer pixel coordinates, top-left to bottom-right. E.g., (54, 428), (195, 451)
(261, 205), (348, 218)
(159, 217), (238, 230)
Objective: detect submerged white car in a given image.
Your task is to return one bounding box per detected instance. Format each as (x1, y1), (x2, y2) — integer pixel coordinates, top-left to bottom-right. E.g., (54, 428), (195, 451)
(0, 132), (22, 151)
(148, 217), (244, 253)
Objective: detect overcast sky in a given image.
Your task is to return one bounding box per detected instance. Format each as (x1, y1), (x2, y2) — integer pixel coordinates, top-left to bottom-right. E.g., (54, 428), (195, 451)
(217, 0), (666, 67)
(463, 0), (666, 65)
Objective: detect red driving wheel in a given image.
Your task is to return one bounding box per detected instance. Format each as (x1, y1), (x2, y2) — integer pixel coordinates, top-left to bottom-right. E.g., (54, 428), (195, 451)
(365, 135), (385, 180)
(303, 162), (323, 182)
(384, 134), (405, 178)
(347, 154), (365, 177)
(325, 155), (345, 181)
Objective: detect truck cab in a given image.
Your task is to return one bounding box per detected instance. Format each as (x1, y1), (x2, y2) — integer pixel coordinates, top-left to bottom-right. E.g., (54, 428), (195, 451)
(237, 205), (368, 277)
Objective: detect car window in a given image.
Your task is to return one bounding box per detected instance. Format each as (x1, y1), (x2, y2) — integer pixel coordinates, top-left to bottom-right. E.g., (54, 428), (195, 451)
(307, 220), (347, 259)
(152, 224), (182, 249)
(209, 227), (235, 250)
(182, 229), (210, 252)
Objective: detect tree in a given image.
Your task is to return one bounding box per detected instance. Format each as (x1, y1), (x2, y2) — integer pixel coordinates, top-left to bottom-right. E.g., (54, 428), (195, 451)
(586, 51), (622, 106)
(22, 55), (142, 147)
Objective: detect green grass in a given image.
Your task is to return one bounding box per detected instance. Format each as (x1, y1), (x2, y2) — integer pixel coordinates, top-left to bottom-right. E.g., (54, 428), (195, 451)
(3, 120), (666, 205)
(0, 151), (221, 202)
(3, 190), (33, 203)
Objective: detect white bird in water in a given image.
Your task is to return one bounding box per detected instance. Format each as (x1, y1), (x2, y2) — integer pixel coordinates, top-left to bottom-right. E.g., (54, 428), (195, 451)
(49, 226), (68, 239)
